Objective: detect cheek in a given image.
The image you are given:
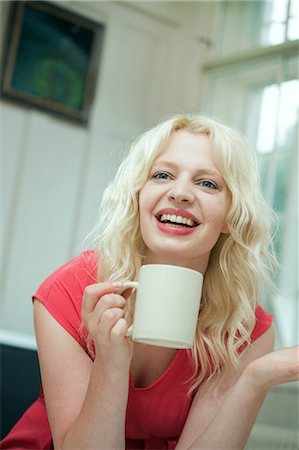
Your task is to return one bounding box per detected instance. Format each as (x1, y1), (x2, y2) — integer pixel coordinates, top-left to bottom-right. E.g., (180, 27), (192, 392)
(138, 189), (152, 231)
(138, 184), (159, 215)
(138, 191), (148, 220)
(204, 199), (229, 228)
(138, 208), (152, 250)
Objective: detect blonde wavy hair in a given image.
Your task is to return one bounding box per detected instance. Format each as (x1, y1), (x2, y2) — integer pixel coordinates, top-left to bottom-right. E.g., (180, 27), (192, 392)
(87, 114), (277, 392)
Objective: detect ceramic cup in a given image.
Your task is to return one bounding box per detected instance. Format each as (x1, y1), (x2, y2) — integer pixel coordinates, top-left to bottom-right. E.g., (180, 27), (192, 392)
(120, 264), (203, 348)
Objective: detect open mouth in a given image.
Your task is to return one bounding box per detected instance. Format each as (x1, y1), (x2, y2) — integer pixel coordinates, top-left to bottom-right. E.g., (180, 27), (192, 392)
(156, 213), (199, 228)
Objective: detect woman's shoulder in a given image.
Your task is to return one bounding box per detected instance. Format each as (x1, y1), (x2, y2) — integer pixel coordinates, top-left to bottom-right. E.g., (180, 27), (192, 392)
(34, 250), (98, 296)
(32, 250), (98, 314)
(32, 250), (99, 347)
(51, 250), (98, 280)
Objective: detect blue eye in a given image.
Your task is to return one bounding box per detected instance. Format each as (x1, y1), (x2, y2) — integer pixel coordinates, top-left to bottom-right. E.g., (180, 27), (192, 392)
(199, 180), (217, 189)
(152, 172), (171, 180)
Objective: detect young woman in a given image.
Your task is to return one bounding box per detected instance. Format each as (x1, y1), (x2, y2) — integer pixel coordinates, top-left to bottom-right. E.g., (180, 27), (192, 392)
(2, 115), (298, 449)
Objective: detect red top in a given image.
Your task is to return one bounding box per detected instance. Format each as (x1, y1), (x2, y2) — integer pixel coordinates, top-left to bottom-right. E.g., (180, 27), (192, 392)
(1, 251), (273, 450)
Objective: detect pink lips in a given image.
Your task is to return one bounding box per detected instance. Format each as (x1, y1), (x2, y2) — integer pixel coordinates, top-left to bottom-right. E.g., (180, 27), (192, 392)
(155, 208), (199, 236)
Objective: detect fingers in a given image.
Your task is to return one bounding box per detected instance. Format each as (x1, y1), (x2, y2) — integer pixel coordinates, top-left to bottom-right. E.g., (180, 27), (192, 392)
(247, 345), (299, 390)
(81, 282), (133, 367)
(110, 318), (129, 343)
(101, 312), (129, 343)
(100, 305), (125, 337)
(81, 282), (129, 344)
(95, 295), (128, 342)
(81, 282), (123, 316)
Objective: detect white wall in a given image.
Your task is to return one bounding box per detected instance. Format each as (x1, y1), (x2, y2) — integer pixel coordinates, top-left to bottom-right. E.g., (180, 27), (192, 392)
(0, 0), (217, 338)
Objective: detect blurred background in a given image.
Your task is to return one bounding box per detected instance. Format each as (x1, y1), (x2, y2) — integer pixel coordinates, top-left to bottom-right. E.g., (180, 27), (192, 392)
(0, 0), (298, 447)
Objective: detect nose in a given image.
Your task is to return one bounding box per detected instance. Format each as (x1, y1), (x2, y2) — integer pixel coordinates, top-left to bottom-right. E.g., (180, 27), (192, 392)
(167, 179), (195, 204)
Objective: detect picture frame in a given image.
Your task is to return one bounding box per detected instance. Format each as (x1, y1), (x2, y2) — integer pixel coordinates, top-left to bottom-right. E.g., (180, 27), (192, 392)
(1, 1), (105, 125)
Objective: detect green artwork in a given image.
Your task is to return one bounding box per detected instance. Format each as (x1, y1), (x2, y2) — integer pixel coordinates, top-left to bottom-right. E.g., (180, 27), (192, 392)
(1, 1), (105, 124)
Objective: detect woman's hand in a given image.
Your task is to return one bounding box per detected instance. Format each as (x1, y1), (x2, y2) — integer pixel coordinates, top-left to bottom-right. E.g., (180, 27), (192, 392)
(81, 282), (133, 370)
(244, 345), (299, 393)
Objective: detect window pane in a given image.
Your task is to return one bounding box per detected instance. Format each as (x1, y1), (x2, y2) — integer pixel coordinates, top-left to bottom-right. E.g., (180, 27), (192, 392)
(290, 0), (299, 16)
(274, 79), (299, 211)
(277, 80), (299, 147)
(256, 84), (279, 154)
(261, 0), (288, 38)
(257, 153), (271, 194)
(267, 22), (285, 45)
(273, 151), (292, 212)
(256, 79), (298, 209)
(268, 0), (288, 22)
(213, 1), (298, 58)
(287, 17), (299, 40)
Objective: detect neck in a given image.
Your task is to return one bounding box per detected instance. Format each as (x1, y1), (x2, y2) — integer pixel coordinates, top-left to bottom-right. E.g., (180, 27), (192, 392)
(141, 252), (210, 275)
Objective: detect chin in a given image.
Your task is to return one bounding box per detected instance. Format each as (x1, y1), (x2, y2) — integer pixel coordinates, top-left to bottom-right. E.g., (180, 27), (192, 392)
(144, 247), (193, 264)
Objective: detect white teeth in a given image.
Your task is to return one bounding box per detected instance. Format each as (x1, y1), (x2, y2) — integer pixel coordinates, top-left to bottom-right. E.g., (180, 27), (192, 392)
(159, 214), (196, 226)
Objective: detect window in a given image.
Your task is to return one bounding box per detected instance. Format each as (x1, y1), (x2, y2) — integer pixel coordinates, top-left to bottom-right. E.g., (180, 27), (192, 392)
(201, 2), (299, 348)
(251, 76), (298, 348)
(215, 0), (299, 57)
(261, 0), (299, 45)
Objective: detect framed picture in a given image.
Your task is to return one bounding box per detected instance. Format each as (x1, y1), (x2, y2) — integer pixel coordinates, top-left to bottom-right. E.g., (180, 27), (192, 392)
(1, 1), (105, 125)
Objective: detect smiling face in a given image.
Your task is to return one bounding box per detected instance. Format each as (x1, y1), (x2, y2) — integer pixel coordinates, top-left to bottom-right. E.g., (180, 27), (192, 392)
(138, 129), (231, 273)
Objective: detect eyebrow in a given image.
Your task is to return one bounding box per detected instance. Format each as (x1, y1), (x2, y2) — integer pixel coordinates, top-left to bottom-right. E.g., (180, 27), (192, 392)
(152, 160), (222, 178)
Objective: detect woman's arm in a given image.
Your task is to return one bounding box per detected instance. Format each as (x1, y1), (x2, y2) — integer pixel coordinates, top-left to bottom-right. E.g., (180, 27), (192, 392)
(176, 326), (299, 450)
(34, 282), (132, 449)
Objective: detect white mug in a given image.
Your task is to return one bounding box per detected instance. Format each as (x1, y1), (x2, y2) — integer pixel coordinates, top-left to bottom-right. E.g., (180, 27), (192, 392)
(120, 264), (203, 349)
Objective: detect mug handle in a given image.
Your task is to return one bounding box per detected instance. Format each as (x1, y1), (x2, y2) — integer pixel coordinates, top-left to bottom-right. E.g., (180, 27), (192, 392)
(116, 281), (138, 337)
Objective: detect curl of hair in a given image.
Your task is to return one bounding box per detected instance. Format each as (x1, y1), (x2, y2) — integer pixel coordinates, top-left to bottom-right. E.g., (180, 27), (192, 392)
(84, 114), (278, 394)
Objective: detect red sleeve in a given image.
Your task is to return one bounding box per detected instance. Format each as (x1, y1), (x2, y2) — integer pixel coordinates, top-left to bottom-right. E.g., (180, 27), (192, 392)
(237, 305), (273, 354)
(32, 250), (97, 348)
(251, 305), (273, 343)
